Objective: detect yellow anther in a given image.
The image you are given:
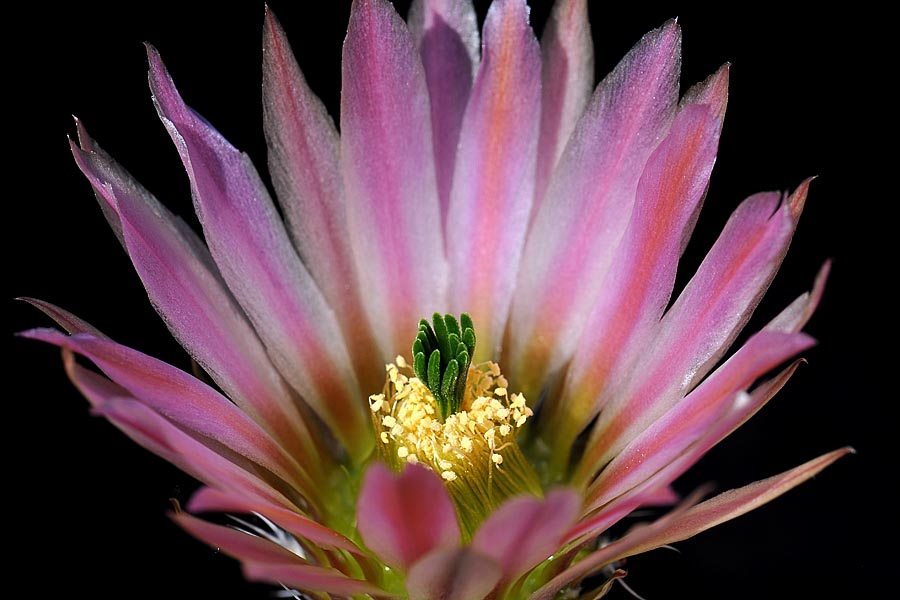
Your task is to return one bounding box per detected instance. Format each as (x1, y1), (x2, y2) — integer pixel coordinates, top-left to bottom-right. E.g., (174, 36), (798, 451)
(492, 453), (503, 465)
(398, 446), (409, 458)
(442, 471), (458, 481)
(382, 415), (396, 428)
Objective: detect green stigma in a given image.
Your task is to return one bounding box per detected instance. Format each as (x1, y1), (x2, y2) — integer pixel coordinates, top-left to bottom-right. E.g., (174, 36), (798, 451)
(412, 313), (476, 421)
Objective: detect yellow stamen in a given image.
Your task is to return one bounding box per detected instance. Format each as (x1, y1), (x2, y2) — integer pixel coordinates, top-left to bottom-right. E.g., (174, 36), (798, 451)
(369, 359), (541, 538)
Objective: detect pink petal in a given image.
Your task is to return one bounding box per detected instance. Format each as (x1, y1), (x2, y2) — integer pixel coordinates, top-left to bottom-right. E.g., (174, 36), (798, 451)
(187, 487), (366, 556)
(683, 63), (730, 120)
(620, 448), (853, 555)
(408, 0), (480, 223)
(18, 297), (106, 337)
(567, 358), (807, 544)
(356, 462), (460, 571)
(767, 256), (830, 333)
(406, 547), (502, 600)
(576, 185), (810, 481)
(584, 331), (815, 508)
(174, 513), (387, 596)
(554, 102), (723, 464)
(533, 488), (708, 600)
(262, 8), (382, 393)
(148, 48), (372, 463)
(471, 488), (580, 582)
(341, 0), (448, 359)
(445, 0), (542, 359)
(507, 21), (681, 400)
(70, 129), (325, 474)
(534, 0), (594, 208)
(61, 351), (293, 507)
(94, 397), (292, 509)
(538, 448), (852, 598)
(22, 329), (309, 494)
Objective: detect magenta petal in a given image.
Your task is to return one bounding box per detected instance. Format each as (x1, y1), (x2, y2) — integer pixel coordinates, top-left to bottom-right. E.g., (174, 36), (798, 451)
(357, 462), (460, 571)
(262, 9), (382, 393)
(406, 547), (502, 600)
(559, 102), (722, 465)
(508, 21), (681, 400)
(148, 48), (372, 463)
(71, 130), (325, 473)
(471, 489), (580, 582)
(187, 487), (366, 556)
(445, 0), (542, 359)
(408, 0), (480, 223)
(535, 0), (594, 207)
(174, 513), (387, 596)
(341, 0), (448, 359)
(22, 329), (309, 494)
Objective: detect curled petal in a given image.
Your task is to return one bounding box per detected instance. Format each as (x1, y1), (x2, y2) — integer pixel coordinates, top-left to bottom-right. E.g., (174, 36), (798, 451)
(472, 488), (580, 582)
(406, 547), (502, 600)
(357, 462), (460, 571)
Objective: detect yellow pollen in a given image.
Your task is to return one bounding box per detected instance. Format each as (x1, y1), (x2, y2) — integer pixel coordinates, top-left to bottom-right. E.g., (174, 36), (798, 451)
(369, 359), (532, 481)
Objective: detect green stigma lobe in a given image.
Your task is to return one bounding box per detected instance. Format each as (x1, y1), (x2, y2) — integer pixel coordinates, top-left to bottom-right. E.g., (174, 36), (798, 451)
(412, 313), (476, 420)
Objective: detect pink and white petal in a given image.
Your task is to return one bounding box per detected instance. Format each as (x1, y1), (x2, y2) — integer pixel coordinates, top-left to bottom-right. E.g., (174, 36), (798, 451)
(534, 0), (594, 207)
(547, 102), (722, 462)
(71, 132), (325, 472)
(22, 329), (309, 494)
(242, 563), (389, 597)
(148, 49), (371, 463)
(471, 488), (580, 582)
(341, 0), (448, 359)
(406, 547), (502, 600)
(357, 462), (460, 571)
(567, 359), (806, 544)
(174, 513), (388, 596)
(187, 487), (366, 557)
(408, 0), (480, 223)
(445, 0), (542, 359)
(533, 489), (709, 600)
(262, 9), (382, 394)
(682, 63), (730, 120)
(94, 397), (294, 509)
(575, 187), (809, 482)
(584, 331), (816, 507)
(552, 447), (852, 597)
(507, 21), (681, 399)
(63, 351), (294, 507)
(18, 298), (106, 337)
(767, 257), (830, 333)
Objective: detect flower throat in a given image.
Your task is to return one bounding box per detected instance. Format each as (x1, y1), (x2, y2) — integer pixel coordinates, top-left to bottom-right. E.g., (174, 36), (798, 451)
(369, 313), (542, 538)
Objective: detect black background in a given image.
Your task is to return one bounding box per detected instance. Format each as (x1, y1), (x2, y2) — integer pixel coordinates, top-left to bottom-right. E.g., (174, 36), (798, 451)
(8, 2), (890, 598)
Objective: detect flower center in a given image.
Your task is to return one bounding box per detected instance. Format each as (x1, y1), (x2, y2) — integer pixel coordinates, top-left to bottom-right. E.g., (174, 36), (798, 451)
(369, 314), (542, 538)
